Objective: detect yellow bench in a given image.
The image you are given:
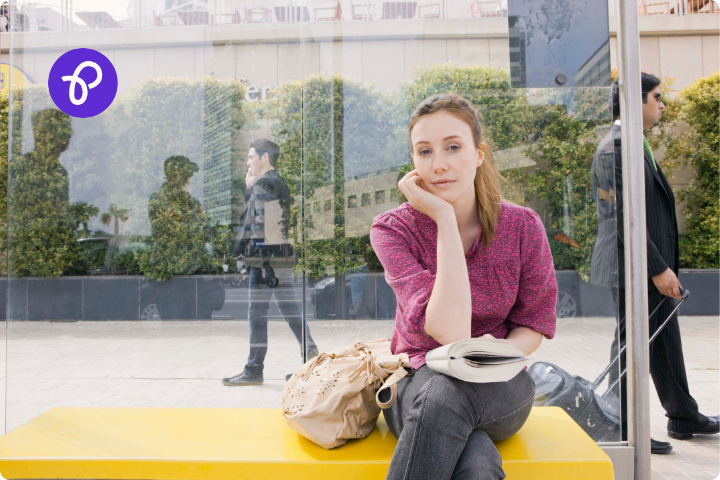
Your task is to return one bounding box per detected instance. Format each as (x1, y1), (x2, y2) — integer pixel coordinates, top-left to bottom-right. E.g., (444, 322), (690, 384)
(0, 407), (613, 479)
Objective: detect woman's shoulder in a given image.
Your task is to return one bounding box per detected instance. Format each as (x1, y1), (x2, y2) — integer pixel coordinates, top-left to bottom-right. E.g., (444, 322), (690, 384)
(499, 202), (543, 229)
(372, 203), (429, 230)
(371, 203), (434, 250)
(494, 203), (546, 249)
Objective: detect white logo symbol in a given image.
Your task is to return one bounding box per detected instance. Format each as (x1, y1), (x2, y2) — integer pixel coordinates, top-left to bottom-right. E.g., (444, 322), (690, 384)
(62, 61), (103, 106)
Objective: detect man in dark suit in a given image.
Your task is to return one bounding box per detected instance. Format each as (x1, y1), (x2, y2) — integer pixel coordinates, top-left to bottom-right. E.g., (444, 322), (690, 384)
(590, 73), (718, 454)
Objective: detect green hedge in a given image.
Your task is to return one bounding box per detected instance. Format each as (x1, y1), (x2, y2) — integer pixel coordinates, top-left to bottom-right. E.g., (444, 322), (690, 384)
(260, 74), (396, 279)
(665, 72), (720, 268)
(8, 106), (84, 277)
(397, 64), (607, 278)
(2, 77), (248, 279)
(1, 68), (716, 278)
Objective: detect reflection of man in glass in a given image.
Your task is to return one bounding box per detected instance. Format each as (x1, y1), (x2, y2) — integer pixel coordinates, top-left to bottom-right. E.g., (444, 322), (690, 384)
(222, 139), (318, 386)
(591, 74), (718, 454)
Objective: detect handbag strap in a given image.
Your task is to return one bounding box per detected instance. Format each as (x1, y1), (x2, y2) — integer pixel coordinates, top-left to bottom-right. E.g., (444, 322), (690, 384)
(376, 365), (412, 410)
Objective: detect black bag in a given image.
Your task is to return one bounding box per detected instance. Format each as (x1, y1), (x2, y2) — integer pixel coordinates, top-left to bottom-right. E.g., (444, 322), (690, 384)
(530, 289), (689, 442)
(529, 361), (621, 442)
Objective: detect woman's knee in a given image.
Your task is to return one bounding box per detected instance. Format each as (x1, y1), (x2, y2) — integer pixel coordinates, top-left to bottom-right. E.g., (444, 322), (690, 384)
(484, 397), (533, 442)
(452, 429), (505, 480)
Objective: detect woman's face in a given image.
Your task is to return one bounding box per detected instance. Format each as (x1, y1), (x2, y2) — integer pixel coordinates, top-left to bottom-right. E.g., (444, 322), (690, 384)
(410, 110), (484, 206)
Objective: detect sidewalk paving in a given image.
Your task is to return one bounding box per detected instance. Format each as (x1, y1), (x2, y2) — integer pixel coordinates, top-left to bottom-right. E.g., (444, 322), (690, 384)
(0, 315), (717, 479)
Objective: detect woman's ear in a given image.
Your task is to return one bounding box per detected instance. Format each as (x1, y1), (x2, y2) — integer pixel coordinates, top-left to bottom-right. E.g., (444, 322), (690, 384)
(477, 143), (486, 168)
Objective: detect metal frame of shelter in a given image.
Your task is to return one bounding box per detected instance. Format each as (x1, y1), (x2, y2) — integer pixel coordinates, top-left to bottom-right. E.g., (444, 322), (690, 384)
(616, 0), (653, 478)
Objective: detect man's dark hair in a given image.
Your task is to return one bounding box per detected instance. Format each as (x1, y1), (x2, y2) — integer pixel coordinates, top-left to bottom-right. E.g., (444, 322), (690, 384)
(610, 72), (662, 120)
(250, 138), (280, 167)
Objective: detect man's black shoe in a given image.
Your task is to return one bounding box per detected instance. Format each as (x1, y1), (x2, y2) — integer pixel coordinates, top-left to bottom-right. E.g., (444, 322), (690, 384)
(651, 438), (672, 455)
(222, 371), (263, 386)
(668, 416), (720, 440)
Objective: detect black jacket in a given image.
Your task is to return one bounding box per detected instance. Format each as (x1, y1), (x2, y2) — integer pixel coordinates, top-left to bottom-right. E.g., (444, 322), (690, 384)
(590, 123), (679, 289)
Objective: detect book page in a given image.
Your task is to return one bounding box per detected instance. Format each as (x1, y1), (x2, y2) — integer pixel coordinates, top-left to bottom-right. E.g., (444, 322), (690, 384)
(425, 337), (529, 383)
(452, 358), (529, 383)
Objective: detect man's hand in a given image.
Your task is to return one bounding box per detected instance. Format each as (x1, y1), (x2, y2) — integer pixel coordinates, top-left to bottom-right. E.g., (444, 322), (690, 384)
(652, 268), (683, 299)
(245, 169), (258, 189)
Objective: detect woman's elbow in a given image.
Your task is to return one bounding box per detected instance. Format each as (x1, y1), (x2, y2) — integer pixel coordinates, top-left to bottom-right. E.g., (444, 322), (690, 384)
(424, 322), (471, 346)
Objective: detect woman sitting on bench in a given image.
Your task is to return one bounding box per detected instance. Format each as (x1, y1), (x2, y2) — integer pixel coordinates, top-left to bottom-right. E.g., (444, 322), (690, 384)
(370, 94), (557, 480)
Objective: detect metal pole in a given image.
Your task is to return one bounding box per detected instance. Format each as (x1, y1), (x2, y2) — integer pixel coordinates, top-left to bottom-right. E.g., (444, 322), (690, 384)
(616, 0), (651, 478)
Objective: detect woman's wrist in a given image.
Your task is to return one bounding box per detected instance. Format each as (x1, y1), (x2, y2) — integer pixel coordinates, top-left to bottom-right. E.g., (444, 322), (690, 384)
(433, 208), (457, 229)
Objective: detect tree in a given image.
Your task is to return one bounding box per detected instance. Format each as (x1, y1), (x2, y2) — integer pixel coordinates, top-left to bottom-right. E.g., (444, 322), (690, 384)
(663, 72), (720, 268)
(262, 74), (395, 316)
(262, 74), (395, 269)
(0, 92), (8, 275)
(139, 156), (212, 280)
(105, 76), (250, 236)
(506, 108), (601, 279)
(71, 201), (100, 237)
(8, 107), (84, 277)
(101, 204), (130, 235)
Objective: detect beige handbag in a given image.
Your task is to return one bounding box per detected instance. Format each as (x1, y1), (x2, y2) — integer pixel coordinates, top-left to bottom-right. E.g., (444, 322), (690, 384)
(281, 339), (413, 449)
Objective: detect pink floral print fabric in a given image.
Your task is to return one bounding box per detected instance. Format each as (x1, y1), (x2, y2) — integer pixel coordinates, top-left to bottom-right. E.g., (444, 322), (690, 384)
(370, 202), (557, 370)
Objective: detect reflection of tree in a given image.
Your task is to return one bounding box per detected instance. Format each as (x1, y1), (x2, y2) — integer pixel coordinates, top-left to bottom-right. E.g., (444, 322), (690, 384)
(0, 93), (9, 275)
(397, 64), (607, 278)
(105, 77), (249, 236)
(101, 204), (129, 235)
(262, 75), (395, 317)
(71, 201), (100, 237)
(661, 73), (720, 269)
(140, 156), (211, 280)
(509, 109), (600, 279)
(263, 75), (395, 274)
(8, 108), (83, 277)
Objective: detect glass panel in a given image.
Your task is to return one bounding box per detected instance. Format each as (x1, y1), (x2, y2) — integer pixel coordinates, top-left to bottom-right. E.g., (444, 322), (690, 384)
(3, 0), (638, 447)
(299, 3), (621, 444)
(4, 0), (307, 433)
(507, 0), (611, 88)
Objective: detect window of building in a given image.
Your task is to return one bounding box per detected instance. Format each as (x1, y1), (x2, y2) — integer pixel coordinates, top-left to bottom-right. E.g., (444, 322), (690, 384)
(348, 195), (357, 208)
(361, 192), (371, 207)
(324, 199), (331, 211)
(375, 190), (386, 204)
(313, 202), (321, 213)
(390, 188), (401, 202)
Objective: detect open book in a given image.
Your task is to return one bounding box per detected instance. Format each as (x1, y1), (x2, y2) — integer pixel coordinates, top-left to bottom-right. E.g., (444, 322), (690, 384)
(426, 337), (529, 383)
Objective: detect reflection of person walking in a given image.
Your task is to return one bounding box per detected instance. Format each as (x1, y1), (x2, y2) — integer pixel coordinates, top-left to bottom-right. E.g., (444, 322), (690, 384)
(591, 74), (718, 454)
(222, 139), (318, 386)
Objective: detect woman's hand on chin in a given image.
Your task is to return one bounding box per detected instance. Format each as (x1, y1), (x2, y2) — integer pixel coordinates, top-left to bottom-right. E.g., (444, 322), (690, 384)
(398, 169), (454, 223)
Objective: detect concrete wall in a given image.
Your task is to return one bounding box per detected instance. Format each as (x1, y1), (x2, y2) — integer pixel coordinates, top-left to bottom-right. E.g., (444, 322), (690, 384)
(0, 15), (716, 234)
(1, 16), (716, 94)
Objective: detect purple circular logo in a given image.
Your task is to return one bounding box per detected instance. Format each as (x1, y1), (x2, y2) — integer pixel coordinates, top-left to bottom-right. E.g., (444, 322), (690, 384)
(49, 48), (118, 118)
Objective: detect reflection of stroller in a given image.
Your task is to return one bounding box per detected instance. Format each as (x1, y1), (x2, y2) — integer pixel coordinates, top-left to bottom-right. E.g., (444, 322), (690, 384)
(221, 255), (279, 289)
(530, 289), (690, 442)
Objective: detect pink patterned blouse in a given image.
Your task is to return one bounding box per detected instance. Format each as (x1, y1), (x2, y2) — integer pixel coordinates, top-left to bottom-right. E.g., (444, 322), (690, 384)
(370, 202), (557, 369)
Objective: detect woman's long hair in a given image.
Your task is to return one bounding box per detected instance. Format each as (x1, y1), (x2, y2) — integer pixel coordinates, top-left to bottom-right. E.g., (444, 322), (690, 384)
(408, 94), (504, 248)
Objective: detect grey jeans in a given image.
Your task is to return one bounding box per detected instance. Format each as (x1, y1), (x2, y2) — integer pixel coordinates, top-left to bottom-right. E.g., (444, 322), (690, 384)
(383, 365), (535, 480)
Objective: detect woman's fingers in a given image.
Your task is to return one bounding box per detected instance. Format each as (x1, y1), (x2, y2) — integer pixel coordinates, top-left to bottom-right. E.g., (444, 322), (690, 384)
(398, 169), (418, 186)
(398, 171), (421, 199)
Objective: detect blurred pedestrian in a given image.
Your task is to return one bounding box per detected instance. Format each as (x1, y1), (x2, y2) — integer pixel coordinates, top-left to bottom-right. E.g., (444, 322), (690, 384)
(222, 139), (318, 386)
